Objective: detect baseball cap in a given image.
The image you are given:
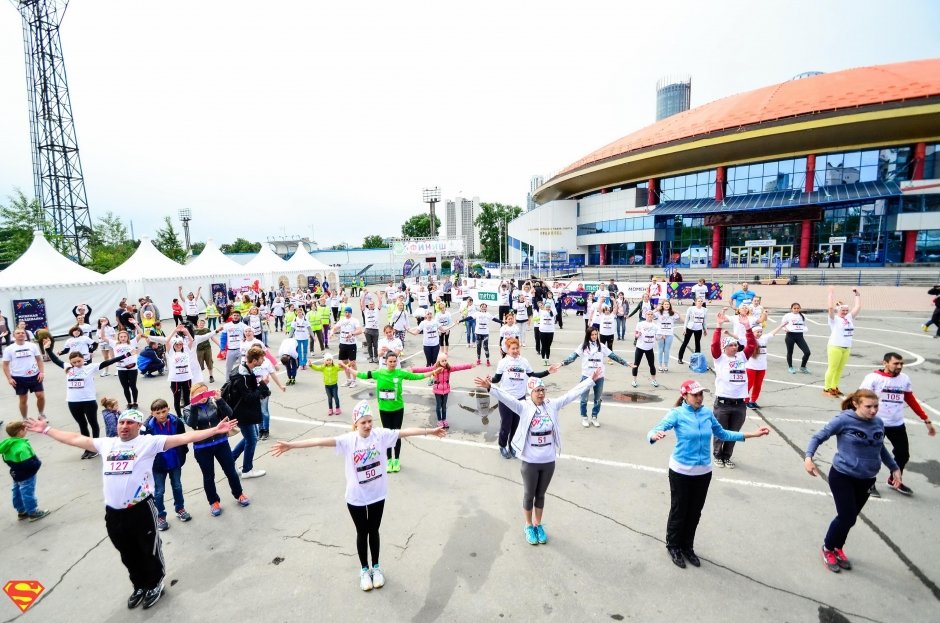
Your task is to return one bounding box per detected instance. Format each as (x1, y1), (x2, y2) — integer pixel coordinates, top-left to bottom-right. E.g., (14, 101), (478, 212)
(352, 400), (372, 424)
(344, 306), (353, 313)
(721, 336), (739, 348)
(118, 409), (146, 424)
(679, 380), (709, 396)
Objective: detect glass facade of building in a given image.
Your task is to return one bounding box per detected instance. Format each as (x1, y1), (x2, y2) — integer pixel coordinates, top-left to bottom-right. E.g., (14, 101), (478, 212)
(659, 170), (715, 201)
(813, 147), (911, 188)
(726, 157), (807, 195)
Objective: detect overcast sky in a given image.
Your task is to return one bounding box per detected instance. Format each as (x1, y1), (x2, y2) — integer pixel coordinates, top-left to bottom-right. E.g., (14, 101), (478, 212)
(1, 0), (938, 249)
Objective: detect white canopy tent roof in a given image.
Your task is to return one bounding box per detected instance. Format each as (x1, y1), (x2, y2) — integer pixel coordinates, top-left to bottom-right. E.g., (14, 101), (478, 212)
(243, 244), (291, 290)
(0, 231), (128, 334)
(186, 238), (249, 278)
(283, 242), (338, 289)
(106, 236), (187, 279)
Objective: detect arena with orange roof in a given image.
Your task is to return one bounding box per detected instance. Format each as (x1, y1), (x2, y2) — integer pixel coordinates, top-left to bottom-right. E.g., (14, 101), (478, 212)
(509, 58), (940, 269)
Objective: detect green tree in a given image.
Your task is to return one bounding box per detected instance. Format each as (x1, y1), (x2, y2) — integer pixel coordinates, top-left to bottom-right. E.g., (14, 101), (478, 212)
(400, 213), (440, 238)
(220, 238), (262, 254)
(362, 235), (387, 249)
(0, 189), (53, 266)
(154, 216), (187, 263)
(475, 202), (523, 263)
(190, 241), (206, 255)
(87, 211), (137, 273)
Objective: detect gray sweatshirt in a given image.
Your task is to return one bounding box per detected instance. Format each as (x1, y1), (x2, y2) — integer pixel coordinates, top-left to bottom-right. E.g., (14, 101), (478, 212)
(805, 409), (898, 479)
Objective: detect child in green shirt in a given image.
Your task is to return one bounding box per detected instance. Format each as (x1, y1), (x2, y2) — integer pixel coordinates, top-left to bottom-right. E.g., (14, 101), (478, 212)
(309, 352), (343, 416)
(0, 420), (48, 521)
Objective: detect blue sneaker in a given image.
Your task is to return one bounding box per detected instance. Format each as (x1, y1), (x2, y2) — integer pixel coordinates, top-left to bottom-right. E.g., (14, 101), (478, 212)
(535, 524), (547, 544)
(788, 367), (796, 374)
(525, 525), (538, 545)
(500, 447), (511, 459)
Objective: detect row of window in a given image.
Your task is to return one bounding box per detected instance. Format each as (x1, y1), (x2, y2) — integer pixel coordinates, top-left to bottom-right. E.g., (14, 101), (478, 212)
(577, 216), (655, 236)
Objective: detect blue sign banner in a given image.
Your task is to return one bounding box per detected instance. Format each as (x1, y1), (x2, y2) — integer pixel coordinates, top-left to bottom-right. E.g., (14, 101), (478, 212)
(12, 298), (48, 334)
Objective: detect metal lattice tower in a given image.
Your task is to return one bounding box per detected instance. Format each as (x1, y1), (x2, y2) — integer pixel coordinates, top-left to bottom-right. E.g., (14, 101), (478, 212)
(14, 0), (92, 261)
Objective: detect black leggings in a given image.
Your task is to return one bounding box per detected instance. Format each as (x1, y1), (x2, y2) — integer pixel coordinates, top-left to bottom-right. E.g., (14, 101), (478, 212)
(476, 336), (490, 360)
(348, 500), (385, 568)
(171, 380), (192, 418)
(785, 332), (811, 368)
(539, 332), (554, 359)
(423, 344), (440, 367)
(632, 349), (656, 376)
(824, 467), (875, 550)
(666, 469), (711, 550)
(677, 329), (702, 361)
(599, 334), (614, 350)
(274, 316), (284, 331)
(379, 409), (404, 459)
(497, 397), (523, 448)
(68, 400), (99, 437)
(521, 460), (556, 510)
(118, 369), (139, 405)
(440, 332), (450, 347)
(883, 424), (910, 471)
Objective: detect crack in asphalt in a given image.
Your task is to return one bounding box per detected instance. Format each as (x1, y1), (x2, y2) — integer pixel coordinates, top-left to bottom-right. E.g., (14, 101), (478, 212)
(282, 529), (353, 555)
(408, 440), (886, 623)
(752, 407), (940, 603)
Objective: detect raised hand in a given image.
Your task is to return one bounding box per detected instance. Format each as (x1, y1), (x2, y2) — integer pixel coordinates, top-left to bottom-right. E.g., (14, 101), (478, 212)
(473, 376), (492, 389)
(272, 441), (292, 457)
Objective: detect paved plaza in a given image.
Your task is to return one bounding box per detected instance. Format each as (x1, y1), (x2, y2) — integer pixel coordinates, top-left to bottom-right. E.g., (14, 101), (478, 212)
(1, 302), (938, 622)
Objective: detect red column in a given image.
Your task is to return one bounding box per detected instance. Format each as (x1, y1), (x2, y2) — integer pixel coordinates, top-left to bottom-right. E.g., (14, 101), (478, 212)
(903, 231), (918, 263)
(645, 241), (654, 266)
(711, 225), (722, 268)
(715, 166), (726, 201)
(912, 142), (926, 180)
(799, 219), (812, 268)
(805, 154), (816, 192)
(599, 244), (607, 266)
(647, 178), (658, 206)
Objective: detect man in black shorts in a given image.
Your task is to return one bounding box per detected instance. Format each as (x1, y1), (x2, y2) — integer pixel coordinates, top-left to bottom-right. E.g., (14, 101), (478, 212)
(2, 328), (46, 420)
(332, 306), (363, 387)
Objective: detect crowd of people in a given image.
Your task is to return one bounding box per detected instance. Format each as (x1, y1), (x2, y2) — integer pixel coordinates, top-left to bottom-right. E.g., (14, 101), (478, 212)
(1, 274), (935, 609)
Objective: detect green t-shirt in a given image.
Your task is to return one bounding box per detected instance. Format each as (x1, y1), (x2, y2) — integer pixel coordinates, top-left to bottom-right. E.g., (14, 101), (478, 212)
(357, 367), (426, 411)
(0, 437), (35, 463)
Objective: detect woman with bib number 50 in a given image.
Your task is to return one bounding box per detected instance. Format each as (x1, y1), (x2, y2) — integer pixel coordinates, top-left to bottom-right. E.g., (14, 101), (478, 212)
(272, 401), (445, 592)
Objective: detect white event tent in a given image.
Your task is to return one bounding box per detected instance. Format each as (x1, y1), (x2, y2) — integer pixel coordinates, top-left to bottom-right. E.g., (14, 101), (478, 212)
(243, 243), (290, 290)
(106, 236), (202, 314)
(0, 231), (127, 334)
(284, 241), (339, 289)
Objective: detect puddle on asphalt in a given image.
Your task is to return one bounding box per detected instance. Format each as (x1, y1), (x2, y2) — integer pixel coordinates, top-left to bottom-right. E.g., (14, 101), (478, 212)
(608, 390), (663, 403)
(904, 459), (940, 486)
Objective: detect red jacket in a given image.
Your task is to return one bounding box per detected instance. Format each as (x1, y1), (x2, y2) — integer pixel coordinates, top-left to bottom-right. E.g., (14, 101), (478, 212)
(412, 363), (474, 395)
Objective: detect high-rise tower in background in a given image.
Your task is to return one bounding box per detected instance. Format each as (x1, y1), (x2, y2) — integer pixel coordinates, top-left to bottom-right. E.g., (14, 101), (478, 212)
(444, 196), (480, 256)
(656, 75), (692, 121)
(527, 175), (544, 211)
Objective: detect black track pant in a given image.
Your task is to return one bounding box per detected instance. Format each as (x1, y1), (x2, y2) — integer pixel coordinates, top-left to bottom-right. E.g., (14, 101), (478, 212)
(171, 380), (192, 418)
(118, 369), (139, 405)
(539, 332), (555, 359)
(883, 424), (910, 471)
(348, 499), (385, 568)
(632, 349), (655, 376)
(380, 408), (404, 460)
(677, 329), (702, 361)
(600, 334), (614, 350)
(497, 397), (523, 448)
(476, 336), (490, 360)
(785, 332), (811, 368)
(105, 496), (164, 590)
(533, 327), (542, 356)
(824, 467), (874, 550)
(68, 400), (99, 437)
(666, 469), (711, 550)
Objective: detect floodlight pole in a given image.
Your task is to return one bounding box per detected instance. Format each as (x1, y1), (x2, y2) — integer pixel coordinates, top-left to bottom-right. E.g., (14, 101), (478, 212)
(422, 187), (440, 238)
(178, 208), (192, 254)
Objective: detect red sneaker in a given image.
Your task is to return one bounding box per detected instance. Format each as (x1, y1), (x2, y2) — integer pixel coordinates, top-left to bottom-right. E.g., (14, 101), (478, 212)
(832, 548), (852, 570)
(820, 546), (840, 573)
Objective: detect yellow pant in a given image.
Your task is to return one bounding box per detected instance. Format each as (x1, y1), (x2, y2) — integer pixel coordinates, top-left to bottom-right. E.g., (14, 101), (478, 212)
(825, 345), (851, 390)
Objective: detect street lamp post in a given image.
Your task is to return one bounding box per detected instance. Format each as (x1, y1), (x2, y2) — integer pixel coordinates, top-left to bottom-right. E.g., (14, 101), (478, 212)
(422, 187), (441, 238)
(178, 208), (192, 254)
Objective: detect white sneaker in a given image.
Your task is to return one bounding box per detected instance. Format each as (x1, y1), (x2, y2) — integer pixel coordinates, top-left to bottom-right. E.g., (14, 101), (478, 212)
(359, 568), (373, 591)
(242, 469), (266, 479)
(581, 419), (589, 428)
(591, 418), (600, 428)
(631, 380), (638, 388)
(651, 379), (660, 388)
(371, 566), (385, 589)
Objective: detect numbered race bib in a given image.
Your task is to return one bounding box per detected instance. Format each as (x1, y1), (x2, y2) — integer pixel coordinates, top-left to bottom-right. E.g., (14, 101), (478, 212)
(508, 367), (525, 380)
(426, 329), (438, 340)
(67, 379), (85, 389)
(587, 357), (602, 369)
(104, 449), (137, 475)
(15, 349), (31, 358)
(341, 330), (352, 343)
(354, 445), (383, 485)
(642, 333), (655, 346)
(729, 361), (746, 383)
(843, 327), (854, 338)
(883, 391), (904, 403)
(379, 389), (396, 400)
(529, 414), (553, 447)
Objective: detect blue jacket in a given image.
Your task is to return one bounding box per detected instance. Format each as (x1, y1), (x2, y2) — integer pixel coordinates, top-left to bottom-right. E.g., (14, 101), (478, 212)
(144, 415), (187, 472)
(648, 402), (745, 467)
(805, 409), (898, 479)
(730, 290), (756, 308)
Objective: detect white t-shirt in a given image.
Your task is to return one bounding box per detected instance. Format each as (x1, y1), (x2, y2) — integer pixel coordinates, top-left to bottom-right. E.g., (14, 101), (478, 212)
(363, 307), (380, 330)
(113, 343), (137, 370)
(745, 335), (775, 371)
(691, 284), (708, 301)
(512, 300), (529, 322)
(92, 434), (167, 509)
(334, 428), (400, 506)
(385, 286), (399, 300)
(184, 298), (199, 316)
(416, 290), (430, 307)
(63, 362), (104, 402)
(685, 307), (707, 331)
(3, 343), (41, 377)
(859, 371), (912, 427)
(597, 313), (616, 336)
(278, 337), (298, 359)
(377, 337), (403, 368)
(828, 314), (855, 348)
(63, 336), (94, 358)
(497, 289), (511, 306)
(292, 318), (310, 340)
(168, 347), (194, 382)
(336, 318), (362, 345)
(417, 319), (440, 346)
(714, 353), (749, 398)
(495, 355), (534, 398)
(655, 311), (679, 336)
(435, 312), (453, 333)
(574, 342), (612, 378)
(272, 300), (285, 316)
(239, 338), (265, 361)
(98, 326), (116, 347)
(538, 308), (556, 333)
(635, 321), (657, 351)
(224, 322), (246, 350)
(731, 317), (750, 342)
(781, 312), (808, 334)
(499, 324), (521, 352)
(522, 406), (556, 463)
(389, 307), (410, 332)
(471, 311), (496, 335)
(246, 314), (264, 335)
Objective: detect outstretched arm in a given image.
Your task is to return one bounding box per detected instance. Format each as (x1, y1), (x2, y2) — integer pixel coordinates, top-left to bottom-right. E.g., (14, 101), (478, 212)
(850, 288), (861, 318)
(272, 436), (338, 455)
(164, 417), (239, 450)
(23, 419), (95, 452)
